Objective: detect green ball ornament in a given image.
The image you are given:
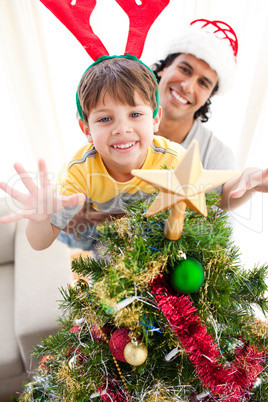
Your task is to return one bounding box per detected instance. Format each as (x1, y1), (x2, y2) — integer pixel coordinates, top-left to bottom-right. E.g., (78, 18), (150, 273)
(170, 257), (204, 294)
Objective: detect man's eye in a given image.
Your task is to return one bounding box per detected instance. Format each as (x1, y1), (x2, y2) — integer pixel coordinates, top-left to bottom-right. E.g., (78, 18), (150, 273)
(199, 80), (208, 88)
(99, 117), (111, 122)
(179, 66), (190, 74)
(131, 112), (141, 118)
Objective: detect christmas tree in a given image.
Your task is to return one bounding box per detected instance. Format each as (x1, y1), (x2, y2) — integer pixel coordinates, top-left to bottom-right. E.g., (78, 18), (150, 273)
(18, 192), (268, 402)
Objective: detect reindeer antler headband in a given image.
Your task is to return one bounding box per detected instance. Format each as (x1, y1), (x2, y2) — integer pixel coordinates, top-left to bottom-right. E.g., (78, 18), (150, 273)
(40, 0), (170, 119)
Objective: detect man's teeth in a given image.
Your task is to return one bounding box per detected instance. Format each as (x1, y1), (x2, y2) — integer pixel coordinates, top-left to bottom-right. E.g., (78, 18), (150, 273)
(171, 90), (188, 104)
(113, 142), (136, 149)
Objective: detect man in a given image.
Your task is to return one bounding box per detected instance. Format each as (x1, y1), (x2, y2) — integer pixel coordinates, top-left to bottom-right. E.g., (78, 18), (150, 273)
(152, 19), (238, 172)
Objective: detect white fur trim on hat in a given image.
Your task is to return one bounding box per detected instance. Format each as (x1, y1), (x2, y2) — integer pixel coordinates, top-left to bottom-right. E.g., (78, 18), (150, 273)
(163, 26), (237, 95)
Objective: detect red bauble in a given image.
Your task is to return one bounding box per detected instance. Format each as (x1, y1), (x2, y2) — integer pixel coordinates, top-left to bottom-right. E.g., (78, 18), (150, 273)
(109, 328), (131, 362)
(69, 325), (80, 334)
(92, 323), (113, 341)
(39, 354), (55, 372)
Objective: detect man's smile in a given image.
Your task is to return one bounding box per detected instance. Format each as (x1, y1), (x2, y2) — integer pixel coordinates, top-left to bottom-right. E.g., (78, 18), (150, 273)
(170, 88), (189, 105)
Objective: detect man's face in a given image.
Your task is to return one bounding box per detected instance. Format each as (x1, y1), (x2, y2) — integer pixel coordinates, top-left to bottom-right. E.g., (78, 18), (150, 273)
(157, 53), (218, 121)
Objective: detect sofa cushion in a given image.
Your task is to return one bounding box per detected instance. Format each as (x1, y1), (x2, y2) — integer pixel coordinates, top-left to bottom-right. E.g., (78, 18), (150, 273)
(0, 198), (16, 265)
(14, 219), (73, 371)
(0, 263), (24, 379)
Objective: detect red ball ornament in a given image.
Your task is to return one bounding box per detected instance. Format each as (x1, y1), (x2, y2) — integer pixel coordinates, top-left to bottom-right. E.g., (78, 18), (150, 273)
(92, 323), (113, 341)
(39, 354), (55, 372)
(70, 325), (80, 334)
(109, 328), (131, 362)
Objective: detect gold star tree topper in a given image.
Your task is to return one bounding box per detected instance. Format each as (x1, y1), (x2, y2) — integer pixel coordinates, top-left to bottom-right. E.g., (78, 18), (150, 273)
(132, 140), (240, 240)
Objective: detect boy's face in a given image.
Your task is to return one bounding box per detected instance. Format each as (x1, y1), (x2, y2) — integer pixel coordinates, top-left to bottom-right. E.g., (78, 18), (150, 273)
(80, 91), (160, 181)
(158, 53), (218, 121)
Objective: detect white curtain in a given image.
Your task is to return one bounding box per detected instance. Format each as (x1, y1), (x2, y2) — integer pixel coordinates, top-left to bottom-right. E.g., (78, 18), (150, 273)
(1, 0), (268, 268)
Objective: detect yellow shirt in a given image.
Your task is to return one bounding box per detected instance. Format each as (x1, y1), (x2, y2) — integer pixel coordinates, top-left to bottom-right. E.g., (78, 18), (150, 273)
(51, 136), (185, 229)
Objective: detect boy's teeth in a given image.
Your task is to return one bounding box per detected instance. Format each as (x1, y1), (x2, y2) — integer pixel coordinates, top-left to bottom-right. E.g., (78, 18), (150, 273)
(171, 90), (187, 104)
(113, 142), (135, 149)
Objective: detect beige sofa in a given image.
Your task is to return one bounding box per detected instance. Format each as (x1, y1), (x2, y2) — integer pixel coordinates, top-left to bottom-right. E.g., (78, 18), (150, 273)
(0, 197), (73, 401)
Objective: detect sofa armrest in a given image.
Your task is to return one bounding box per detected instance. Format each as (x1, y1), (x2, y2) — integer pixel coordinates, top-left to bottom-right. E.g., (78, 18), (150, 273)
(14, 219), (73, 372)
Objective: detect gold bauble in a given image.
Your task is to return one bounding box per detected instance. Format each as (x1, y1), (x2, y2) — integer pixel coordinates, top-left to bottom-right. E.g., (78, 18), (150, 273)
(123, 340), (148, 366)
(70, 278), (89, 291)
(68, 355), (81, 370)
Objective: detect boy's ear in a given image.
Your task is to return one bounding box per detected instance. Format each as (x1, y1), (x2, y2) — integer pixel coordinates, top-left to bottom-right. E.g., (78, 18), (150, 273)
(153, 106), (162, 133)
(78, 119), (93, 143)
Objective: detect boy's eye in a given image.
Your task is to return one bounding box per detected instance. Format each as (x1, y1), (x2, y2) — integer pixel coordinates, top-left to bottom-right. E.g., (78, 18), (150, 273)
(130, 112), (141, 118)
(98, 117), (111, 123)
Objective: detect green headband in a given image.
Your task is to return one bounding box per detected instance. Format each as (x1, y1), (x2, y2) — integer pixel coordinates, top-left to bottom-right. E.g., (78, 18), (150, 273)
(76, 54), (159, 121)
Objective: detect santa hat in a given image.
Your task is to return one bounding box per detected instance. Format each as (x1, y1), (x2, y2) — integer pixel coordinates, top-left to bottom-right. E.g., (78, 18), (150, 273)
(163, 20), (238, 95)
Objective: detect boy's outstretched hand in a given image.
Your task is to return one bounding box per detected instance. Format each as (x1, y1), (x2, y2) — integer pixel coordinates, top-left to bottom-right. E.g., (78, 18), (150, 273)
(0, 159), (86, 224)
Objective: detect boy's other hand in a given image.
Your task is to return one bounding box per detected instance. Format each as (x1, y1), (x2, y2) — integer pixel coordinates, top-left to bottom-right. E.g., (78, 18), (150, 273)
(0, 159), (86, 224)
(63, 202), (125, 234)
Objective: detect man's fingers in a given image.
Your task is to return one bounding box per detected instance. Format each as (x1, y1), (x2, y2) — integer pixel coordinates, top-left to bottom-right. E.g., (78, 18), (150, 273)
(230, 188), (246, 198)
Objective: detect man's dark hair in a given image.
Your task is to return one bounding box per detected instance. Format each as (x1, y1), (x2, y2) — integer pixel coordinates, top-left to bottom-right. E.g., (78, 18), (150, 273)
(151, 53), (219, 123)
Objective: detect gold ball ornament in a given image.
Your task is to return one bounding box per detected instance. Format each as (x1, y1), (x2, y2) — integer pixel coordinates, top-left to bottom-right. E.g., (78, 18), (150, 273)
(68, 355), (80, 370)
(123, 340), (148, 366)
(70, 278), (89, 291)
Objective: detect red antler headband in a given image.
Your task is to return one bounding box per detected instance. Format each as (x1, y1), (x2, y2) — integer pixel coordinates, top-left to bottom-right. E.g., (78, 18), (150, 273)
(39, 0), (170, 60)
(39, 0), (169, 120)
(164, 18), (238, 95)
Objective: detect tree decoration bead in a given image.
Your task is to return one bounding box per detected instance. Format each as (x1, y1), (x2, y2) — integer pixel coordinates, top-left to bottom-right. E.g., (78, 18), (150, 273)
(123, 340), (148, 366)
(170, 257), (204, 294)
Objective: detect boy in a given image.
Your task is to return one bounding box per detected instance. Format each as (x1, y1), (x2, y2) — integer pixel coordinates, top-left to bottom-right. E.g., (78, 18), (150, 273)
(1, 56), (267, 251)
(0, 56), (186, 251)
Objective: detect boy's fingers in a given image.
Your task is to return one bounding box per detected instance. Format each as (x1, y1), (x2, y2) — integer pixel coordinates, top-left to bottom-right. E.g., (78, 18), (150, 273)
(38, 159), (50, 188)
(0, 213), (23, 224)
(0, 182), (27, 203)
(14, 163), (38, 195)
(62, 193), (86, 208)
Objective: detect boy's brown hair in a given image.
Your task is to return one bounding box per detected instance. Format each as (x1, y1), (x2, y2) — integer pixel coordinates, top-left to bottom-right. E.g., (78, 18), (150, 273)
(77, 57), (158, 123)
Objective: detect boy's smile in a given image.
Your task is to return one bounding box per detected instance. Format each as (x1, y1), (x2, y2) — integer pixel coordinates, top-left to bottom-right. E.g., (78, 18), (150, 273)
(111, 141), (138, 150)
(82, 92), (160, 182)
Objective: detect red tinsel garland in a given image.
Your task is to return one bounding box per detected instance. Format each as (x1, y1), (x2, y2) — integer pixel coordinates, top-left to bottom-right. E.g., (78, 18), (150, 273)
(150, 275), (265, 402)
(98, 378), (129, 401)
